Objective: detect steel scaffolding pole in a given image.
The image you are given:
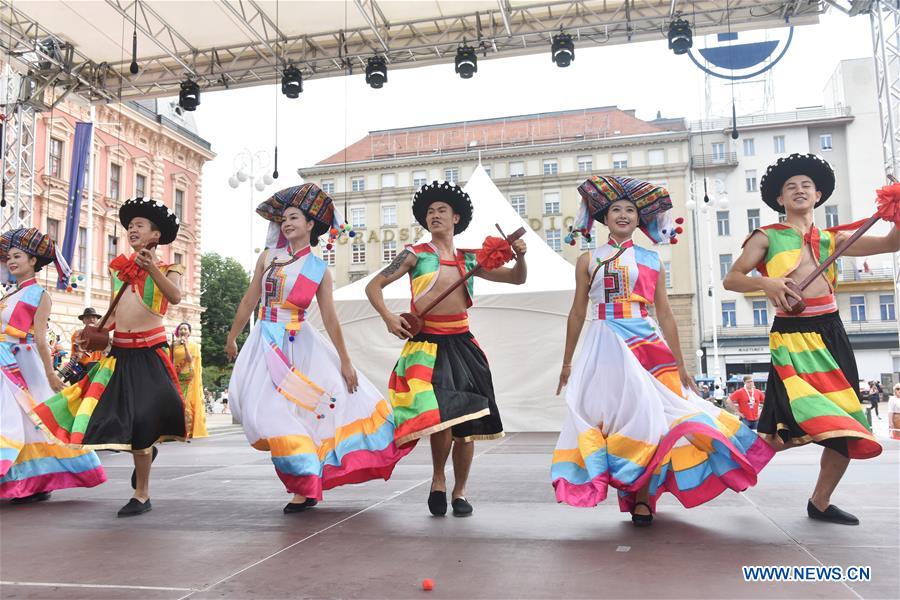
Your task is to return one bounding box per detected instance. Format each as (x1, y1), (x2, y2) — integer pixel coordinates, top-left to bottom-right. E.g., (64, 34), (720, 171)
(1, 66), (36, 231)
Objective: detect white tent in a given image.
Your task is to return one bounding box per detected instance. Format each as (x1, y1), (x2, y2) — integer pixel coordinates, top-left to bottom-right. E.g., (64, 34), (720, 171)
(307, 165), (578, 431)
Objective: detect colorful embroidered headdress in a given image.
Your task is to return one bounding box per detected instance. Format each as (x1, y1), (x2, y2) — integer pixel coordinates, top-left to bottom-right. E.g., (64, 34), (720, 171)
(0, 227), (71, 284)
(257, 183), (351, 249)
(567, 175), (682, 245)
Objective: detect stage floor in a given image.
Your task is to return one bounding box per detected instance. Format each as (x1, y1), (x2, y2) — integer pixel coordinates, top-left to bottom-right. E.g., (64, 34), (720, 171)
(2, 414), (898, 599)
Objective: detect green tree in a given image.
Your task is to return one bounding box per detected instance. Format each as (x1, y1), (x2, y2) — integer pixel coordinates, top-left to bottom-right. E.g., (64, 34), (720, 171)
(201, 253), (250, 367)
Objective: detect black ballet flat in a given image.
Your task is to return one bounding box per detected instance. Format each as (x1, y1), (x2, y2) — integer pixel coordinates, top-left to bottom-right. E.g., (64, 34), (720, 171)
(10, 491), (51, 504)
(117, 498), (152, 517)
(631, 501), (653, 527)
(428, 490), (447, 516)
(304, 498), (318, 508)
(807, 500), (859, 525)
(451, 497), (473, 517)
(131, 446), (158, 489)
(284, 501), (309, 514)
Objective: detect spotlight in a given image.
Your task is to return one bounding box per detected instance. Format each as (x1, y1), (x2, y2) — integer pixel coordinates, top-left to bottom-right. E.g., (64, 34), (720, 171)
(454, 44), (477, 79)
(281, 64), (302, 99)
(178, 79), (200, 111)
(366, 56), (387, 89)
(551, 32), (574, 67)
(667, 18), (692, 55)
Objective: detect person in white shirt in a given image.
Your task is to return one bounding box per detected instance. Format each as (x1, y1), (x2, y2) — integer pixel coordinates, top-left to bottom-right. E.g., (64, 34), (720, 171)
(888, 384), (900, 441)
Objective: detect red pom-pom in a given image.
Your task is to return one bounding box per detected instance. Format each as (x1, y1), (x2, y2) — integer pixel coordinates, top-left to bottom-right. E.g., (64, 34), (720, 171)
(109, 254), (143, 284)
(330, 228), (338, 236)
(475, 236), (514, 270)
(670, 237), (679, 244)
(876, 182), (900, 227)
(422, 579), (434, 591)
(675, 217), (685, 225)
(675, 226), (684, 234)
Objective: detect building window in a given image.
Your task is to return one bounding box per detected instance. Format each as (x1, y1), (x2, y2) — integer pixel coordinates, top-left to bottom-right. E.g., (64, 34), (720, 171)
(778, 213), (787, 224)
(509, 194), (526, 218)
(109, 163), (121, 202)
(173, 252), (183, 265)
(322, 246), (336, 266)
(135, 173), (147, 198)
(542, 159), (558, 176)
(107, 235), (118, 264)
(711, 142), (725, 160)
(483, 165), (492, 178)
(444, 167), (459, 183)
(752, 300), (768, 326)
(412, 171), (428, 188)
(880, 294), (896, 321)
(381, 205), (397, 226)
(49, 137), (63, 178)
(321, 179), (335, 194)
(722, 301), (737, 328)
(825, 205), (839, 228)
(351, 240), (366, 264)
(719, 253), (733, 279)
(174, 188), (184, 222)
(349, 206), (366, 229)
(716, 211), (730, 236)
(612, 152), (628, 169)
(747, 209), (760, 232)
(546, 228), (561, 251)
(351, 176), (365, 192)
(647, 149), (665, 165)
(774, 135), (786, 154)
(77, 226), (87, 271)
(743, 138), (755, 156)
(381, 173), (396, 188)
(577, 155), (593, 172)
(850, 296), (866, 322)
(543, 192), (560, 215)
(509, 161), (525, 178)
(46, 218), (60, 242)
(663, 261), (672, 288)
(745, 169), (757, 193)
(820, 134), (833, 151)
(382, 240), (397, 262)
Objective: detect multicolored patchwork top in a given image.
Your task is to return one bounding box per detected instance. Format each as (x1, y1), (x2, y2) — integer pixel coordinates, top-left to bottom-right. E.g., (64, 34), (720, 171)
(588, 239), (660, 320)
(0, 278), (44, 343)
(407, 242), (478, 311)
(258, 245), (327, 329)
(110, 255), (185, 317)
(749, 223), (837, 290)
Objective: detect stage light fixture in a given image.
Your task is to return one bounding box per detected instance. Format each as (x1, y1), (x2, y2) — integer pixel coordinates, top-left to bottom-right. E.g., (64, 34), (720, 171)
(178, 79), (200, 111)
(667, 18), (693, 55)
(366, 56), (387, 89)
(454, 44), (478, 79)
(551, 32), (574, 67)
(281, 64), (303, 99)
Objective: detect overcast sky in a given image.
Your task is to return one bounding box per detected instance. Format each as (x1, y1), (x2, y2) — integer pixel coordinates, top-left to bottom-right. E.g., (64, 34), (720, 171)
(194, 11), (874, 267)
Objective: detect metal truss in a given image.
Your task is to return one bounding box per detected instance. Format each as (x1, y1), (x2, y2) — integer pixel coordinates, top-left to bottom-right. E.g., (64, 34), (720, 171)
(1, 68), (36, 230)
(1, 0), (826, 104)
(871, 0), (900, 177)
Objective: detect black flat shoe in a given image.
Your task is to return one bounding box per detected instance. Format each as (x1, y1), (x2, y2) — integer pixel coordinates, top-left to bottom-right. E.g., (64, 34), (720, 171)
(451, 497), (473, 517)
(131, 446), (158, 489)
(304, 498), (318, 508)
(117, 498), (152, 517)
(631, 501), (653, 527)
(428, 490), (447, 516)
(284, 501), (308, 514)
(807, 500), (859, 525)
(10, 491), (51, 504)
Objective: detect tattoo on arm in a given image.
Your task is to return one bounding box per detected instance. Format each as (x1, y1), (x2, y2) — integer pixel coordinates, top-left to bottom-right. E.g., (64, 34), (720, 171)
(380, 249), (412, 277)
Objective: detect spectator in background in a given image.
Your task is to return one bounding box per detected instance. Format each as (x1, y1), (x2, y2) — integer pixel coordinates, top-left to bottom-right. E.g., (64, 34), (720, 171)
(728, 375), (765, 430)
(888, 384), (900, 441)
(867, 381), (881, 420)
(713, 379), (725, 408)
(700, 385), (711, 400)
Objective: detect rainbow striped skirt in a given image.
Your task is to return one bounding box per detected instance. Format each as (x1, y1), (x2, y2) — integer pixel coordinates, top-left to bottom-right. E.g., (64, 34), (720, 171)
(759, 312), (881, 459)
(552, 315), (774, 512)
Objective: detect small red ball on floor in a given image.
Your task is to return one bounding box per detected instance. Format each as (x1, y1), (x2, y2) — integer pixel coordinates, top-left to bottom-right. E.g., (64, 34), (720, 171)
(422, 578), (434, 591)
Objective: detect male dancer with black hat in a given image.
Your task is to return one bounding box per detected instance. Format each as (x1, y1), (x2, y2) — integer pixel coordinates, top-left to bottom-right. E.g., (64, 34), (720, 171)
(725, 154), (899, 525)
(34, 197), (187, 517)
(366, 181), (527, 517)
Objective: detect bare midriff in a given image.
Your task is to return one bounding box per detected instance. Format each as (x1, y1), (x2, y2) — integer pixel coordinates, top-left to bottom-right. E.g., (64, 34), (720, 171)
(414, 260), (469, 316)
(788, 241), (833, 297)
(113, 285), (164, 333)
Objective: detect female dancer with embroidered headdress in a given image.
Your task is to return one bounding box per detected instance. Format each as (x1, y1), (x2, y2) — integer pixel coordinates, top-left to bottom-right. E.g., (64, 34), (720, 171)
(552, 177), (774, 526)
(226, 184), (411, 513)
(0, 228), (106, 503)
(171, 322), (207, 438)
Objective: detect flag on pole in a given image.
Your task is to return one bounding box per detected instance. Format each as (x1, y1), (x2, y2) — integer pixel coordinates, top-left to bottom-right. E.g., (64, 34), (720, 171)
(58, 122), (92, 289)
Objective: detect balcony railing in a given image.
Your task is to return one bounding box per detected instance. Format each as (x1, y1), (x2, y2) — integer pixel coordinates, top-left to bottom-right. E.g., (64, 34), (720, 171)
(704, 318), (898, 341)
(691, 152), (738, 170)
(837, 266), (894, 282)
(689, 106), (852, 132)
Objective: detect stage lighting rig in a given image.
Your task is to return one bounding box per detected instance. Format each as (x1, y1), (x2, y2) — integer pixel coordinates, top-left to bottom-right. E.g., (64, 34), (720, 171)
(282, 64), (303, 99)
(668, 18), (693, 55)
(551, 32), (575, 67)
(366, 56), (387, 89)
(178, 79), (200, 111)
(455, 44), (478, 79)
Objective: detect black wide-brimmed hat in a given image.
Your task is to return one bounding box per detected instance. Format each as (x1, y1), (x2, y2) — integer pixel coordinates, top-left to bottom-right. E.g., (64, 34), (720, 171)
(759, 153), (835, 213)
(78, 307), (100, 321)
(412, 181), (473, 234)
(119, 197), (180, 245)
